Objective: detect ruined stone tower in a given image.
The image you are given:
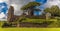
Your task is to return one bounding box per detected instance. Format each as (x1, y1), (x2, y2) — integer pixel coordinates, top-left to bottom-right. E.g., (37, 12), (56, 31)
(7, 6), (14, 22)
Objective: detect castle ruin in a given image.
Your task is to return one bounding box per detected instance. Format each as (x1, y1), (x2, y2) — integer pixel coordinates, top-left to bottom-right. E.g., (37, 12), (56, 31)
(7, 6), (21, 22)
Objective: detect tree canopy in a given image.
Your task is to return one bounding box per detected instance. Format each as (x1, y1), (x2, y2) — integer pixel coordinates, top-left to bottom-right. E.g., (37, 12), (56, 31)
(21, 2), (41, 16)
(21, 2), (41, 10)
(44, 5), (60, 17)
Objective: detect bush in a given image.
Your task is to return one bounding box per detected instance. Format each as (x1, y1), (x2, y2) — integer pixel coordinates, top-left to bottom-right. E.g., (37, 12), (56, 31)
(30, 19), (46, 23)
(18, 16), (27, 22)
(2, 22), (10, 27)
(55, 17), (60, 20)
(29, 19), (54, 26)
(42, 21), (54, 25)
(56, 20), (60, 27)
(32, 21), (54, 27)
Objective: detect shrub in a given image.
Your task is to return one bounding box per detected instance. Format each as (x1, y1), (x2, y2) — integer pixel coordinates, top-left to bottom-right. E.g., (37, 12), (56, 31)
(2, 22), (10, 27)
(56, 20), (60, 27)
(42, 21), (54, 25)
(55, 17), (60, 20)
(18, 16), (27, 22)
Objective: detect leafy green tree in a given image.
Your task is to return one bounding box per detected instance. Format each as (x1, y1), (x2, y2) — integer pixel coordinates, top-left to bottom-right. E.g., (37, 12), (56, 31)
(44, 5), (60, 17)
(51, 5), (59, 16)
(44, 8), (51, 13)
(21, 2), (41, 16)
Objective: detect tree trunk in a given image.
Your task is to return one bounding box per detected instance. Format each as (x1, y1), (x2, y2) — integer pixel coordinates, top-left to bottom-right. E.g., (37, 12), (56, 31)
(28, 9), (34, 16)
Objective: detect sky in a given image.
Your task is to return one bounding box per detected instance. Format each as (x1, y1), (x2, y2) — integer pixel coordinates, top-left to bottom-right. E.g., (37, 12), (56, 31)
(0, 0), (60, 20)
(44, 0), (60, 8)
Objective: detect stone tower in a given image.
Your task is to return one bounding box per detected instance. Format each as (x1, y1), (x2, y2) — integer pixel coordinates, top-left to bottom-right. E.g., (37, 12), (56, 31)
(7, 6), (14, 22)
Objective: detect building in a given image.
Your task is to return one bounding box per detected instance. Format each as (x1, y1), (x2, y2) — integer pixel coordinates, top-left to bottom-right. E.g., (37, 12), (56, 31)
(7, 6), (44, 22)
(7, 6), (21, 22)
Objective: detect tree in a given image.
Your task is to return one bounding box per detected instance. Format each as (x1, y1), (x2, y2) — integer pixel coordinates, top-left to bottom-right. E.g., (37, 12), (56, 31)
(44, 5), (60, 17)
(44, 8), (51, 13)
(21, 2), (41, 16)
(51, 5), (59, 16)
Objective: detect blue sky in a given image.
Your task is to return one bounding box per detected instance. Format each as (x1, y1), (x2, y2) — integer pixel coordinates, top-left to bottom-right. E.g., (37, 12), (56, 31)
(34, 0), (60, 16)
(34, 0), (47, 16)
(0, 0), (60, 20)
(0, 2), (8, 14)
(35, 0), (47, 10)
(1, 0), (47, 15)
(35, 0), (47, 4)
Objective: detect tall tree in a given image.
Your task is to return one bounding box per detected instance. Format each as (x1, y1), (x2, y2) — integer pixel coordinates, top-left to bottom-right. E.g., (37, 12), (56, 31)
(21, 2), (41, 16)
(44, 5), (60, 17)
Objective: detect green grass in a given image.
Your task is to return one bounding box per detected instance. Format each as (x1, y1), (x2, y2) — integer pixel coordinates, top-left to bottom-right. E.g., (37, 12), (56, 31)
(0, 21), (6, 28)
(1, 28), (60, 31)
(22, 19), (46, 23)
(0, 18), (60, 31)
(0, 19), (59, 28)
(21, 18), (57, 23)
(0, 19), (60, 31)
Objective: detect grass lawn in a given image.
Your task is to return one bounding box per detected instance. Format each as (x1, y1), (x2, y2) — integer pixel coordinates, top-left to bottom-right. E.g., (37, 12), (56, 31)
(0, 21), (60, 31)
(0, 19), (60, 31)
(22, 18), (57, 23)
(0, 28), (60, 31)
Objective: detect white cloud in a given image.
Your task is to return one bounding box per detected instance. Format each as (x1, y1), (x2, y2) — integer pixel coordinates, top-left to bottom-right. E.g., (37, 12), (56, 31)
(0, 0), (8, 2)
(44, 0), (60, 8)
(0, 0), (10, 20)
(10, 0), (35, 16)
(11, 4), (23, 15)
(0, 0), (35, 20)
(0, 0), (10, 5)
(0, 12), (5, 18)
